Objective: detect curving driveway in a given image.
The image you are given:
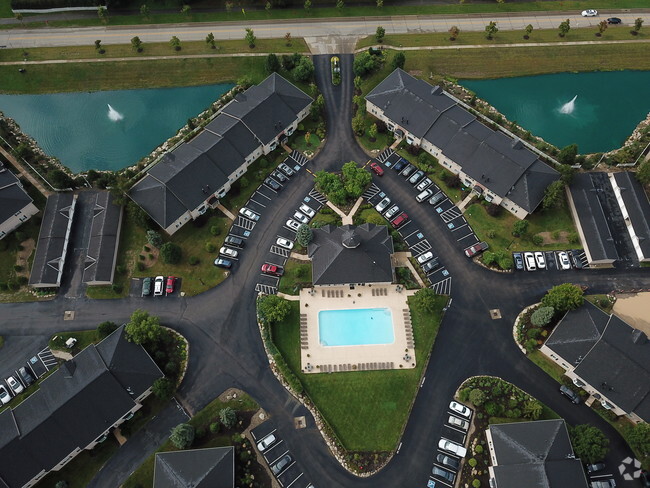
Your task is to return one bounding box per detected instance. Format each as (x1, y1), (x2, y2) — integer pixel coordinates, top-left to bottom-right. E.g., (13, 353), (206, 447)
(1, 54), (648, 487)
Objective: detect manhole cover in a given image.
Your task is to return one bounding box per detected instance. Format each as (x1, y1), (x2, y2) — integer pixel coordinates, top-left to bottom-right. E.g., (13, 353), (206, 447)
(64, 311), (75, 321)
(490, 309), (502, 320)
(294, 416), (306, 429)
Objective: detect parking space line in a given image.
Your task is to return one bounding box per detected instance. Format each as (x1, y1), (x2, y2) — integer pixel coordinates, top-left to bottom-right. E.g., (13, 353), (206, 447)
(430, 476), (453, 488)
(258, 189), (274, 199)
(266, 449), (289, 465)
(249, 198), (267, 208)
(450, 223), (468, 232)
(284, 472), (303, 488)
(456, 232), (476, 242)
(403, 229), (420, 240)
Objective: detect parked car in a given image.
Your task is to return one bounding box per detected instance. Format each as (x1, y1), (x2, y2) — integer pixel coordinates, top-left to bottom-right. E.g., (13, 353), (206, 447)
(271, 454), (293, 475)
(17, 367), (35, 388)
(417, 251), (434, 264)
(6, 375), (23, 395)
(581, 9), (598, 16)
(571, 249), (584, 269)
(220, 246), (239, 258)
(286, 219), (301, 231)
(432, 465), (455, 483)
(558, 251), (572, 270)
(141, 276), (152, 296)
(293, 211), (309, 224)
(272, 170), (287, 183)
(464, 242), (488, 258)
(214, 257), (233, 268)
(436, 453), (460, 470)
(299, 204), (316, 218)
(0, 384), (11, 404)
(278, 162), (294, 176)
(560, 385), (581, 404)
(239, 207), (260, 221)
(524, 252), (536, 271)
(165, 276), (176, 294)
(375, 196), (391, 213)
(416, 178), (432, 192)
(428, 192), (445, 206)
(586, 462), (606, 474)
(276, 237), (294, 250)
(449, 401), (471, 418)
(416, 188), (434, 203)
(153, 276), (165, 296)
(256, 433), (277, 452)
(393, 158), (407, 172)
(409, 170), (424, 185)
(448, 415), (469, 430)
(390, 212), (408, 228)
(513, 252), (524, 270)
(590, 480), (616, 488)
(607, 17), (622, 24)
(264, 177), (281, 191)
(383, 205), (400, 220)
(401, 164), (415, 177)
(640, 471), (650, 488)
(369, 162), (384, 176)
(225, 235), (245, 248)
(534, 251), (546, 269)
(438, 439), (467, 457)
(422, 259), (441, 274)
(261, 264), (284, 276)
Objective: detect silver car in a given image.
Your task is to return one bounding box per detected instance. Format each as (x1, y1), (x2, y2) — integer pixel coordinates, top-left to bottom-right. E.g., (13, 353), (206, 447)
(271, 454), (292, 475)
(239, 207), (260, 221)
(299, 204), (316, 218)
(375, 196), (391, 213)
(383, 205), (400, 220)
(416, 177), (432, 191)
(293, 211), (309, 224)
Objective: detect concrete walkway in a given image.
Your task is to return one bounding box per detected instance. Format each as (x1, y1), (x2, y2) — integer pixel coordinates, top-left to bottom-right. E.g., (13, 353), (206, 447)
(216, 203), (235, 220)
(392, 251), (426, 288)
(0, 145), (52, 197)
(289, 252), (310, 261)
(457, 192), (475, 213)
(325, 201), (347, 220)
(277, 291), (300, 301)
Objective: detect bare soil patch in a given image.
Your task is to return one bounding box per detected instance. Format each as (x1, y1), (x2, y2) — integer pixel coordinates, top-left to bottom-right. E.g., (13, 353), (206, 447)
(539, 231), (569, 245)
(15, 238), (35, 277)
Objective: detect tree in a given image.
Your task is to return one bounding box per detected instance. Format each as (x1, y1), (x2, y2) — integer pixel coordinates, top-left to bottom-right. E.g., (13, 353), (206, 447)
(634, 17), (644, 33)
(315, 171), (346, 204)
(304, 0), (312, 13)
(376, 0), (383, 8)
(169, 36), (181, 51)
(469, 388), (486, 406)
(353, 51), (380, 77)
(131, 36), (143, 52)
(559, 144), (578, 165)
(293, 56), (315, 82)
(375, 26), (385, 43)
(336, 0), (344, 11)
(245, 28), (256, 48)
(97, 320), (118, 338)
(140, 4), (150, 17)
(265, 1), (271, 12)
(14, 12), (23, 24)
(258, 295), (291, 324)
(180, 4), (191, 16)
(97, 6), (108, 22)
(511, 220), (529, 237)
(285, 32), (292, 46)
(341, 161), (372, 198)
(542, 283), (584, 313)
(205, 32), (216, 49)
(368, 123), (378, 141)
(152, 377), (174, 398)
(225, 1), (233, 13)
(47, 169), (73, 189)
(531, 306), (555, 327)
(448, 25), (460, 40)
(160, 242), (182, 264)
(94, 39), (105, 54)
(219, 407), (237, 428)
(304, 131), (312, 147)
(392, 51), (405, 70)
(570, 424), (609, 463)
(558, 19), (571, 37)
(146, 230), (163, 248)
(625, 422), (650, 455)
(637, 160), (650, 186)
(523, 400), (543, 420)
(352, 113), (365, 137)
(543, 180), (566, 210)
(353, 75), (362, 92)
(265, 53), (280, 73)
(412, 288), (438, 313)
(170, 423), (195, 449)
(296, 224), (313, 246)
(597, 20), (607, 36)
(125, 309), (163, 344)
(524, 24), (533, 39)
(485, 21), (498, 39)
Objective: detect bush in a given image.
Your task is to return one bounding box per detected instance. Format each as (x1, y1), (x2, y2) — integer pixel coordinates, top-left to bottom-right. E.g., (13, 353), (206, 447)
(219, 407), (237, 429)
(137, 261), (145, 271)
(353, 51), (381, 77)
(210, 225), (221, 236)
(97, 321), (118, 338)
(189, 256), (199, 265)
(170, 423), (195, 449)
(469, 388), (486, 406)
(152, 377), (175, 398)
(146, 230), (163, 248)
(296, 224), (313, 247)
(532, 234), (543, 246)
(474, 444), (483, 454)
(459, 388), (471, 402)
(570, 424), (609, 464)
(472, 480), (481, 488)
(542, 283), (584, 313)
(468, 458), (477, 467)
(205, 242), (216, 253)
(160, 242), (181, 264)
(486, 203), (501, 217)
(531, 306), (555, 327)
(210, 422), (221, 434)
(112, 284), (123, 294)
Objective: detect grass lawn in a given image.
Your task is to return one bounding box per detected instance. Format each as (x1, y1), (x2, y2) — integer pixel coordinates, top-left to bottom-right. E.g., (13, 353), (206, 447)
(278, 258), (312, 295)
(585, 294), (614, 313)
(271, 295), (448, 452)
(310, 207), (342, 228)
(528, 349), (566, 383)
(356, 112), (394, 153)
(358, 26), (648, 49)
(49, 328), (99, 352)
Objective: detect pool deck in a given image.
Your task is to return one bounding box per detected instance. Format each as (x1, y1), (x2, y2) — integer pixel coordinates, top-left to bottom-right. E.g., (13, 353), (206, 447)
(299, 284), (417, 374)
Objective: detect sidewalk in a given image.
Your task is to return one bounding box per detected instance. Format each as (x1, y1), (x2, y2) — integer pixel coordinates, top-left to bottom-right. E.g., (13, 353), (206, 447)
(0, 145), (52, 197)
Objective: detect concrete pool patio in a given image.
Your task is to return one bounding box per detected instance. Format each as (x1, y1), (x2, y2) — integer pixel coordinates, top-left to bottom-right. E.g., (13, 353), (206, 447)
(298, 284), (417, 374)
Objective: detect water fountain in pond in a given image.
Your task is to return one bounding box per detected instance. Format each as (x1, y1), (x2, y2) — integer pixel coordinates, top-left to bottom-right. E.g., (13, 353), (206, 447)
(107, 104), (124, 122)
(559, 95), (577, 115)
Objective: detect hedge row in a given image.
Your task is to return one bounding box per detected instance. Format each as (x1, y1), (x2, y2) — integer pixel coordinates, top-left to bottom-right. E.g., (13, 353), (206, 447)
(11, 0), (100, 9)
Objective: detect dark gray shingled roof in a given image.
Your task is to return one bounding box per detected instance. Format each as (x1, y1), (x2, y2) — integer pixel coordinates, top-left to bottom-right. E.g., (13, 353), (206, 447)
(612, 171), (650, 258)
(365, 69), (560, 213)
(489, 420), (589, 488)
(308, 223), (393, 285)
(568, 173), (619, 263)
(84, 191), (123, 285)
(0, 326), (163, 488)
(0, 166), (35, 227)
(154, 447), (234, 488)
(29, 193), (76, 287)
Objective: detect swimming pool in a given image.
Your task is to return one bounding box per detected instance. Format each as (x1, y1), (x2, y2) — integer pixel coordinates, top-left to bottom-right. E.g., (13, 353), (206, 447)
(318, 308), (395, 346)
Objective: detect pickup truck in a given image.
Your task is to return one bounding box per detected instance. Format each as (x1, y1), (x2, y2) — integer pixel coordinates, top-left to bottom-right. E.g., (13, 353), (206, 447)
(464, 241), (489, 258)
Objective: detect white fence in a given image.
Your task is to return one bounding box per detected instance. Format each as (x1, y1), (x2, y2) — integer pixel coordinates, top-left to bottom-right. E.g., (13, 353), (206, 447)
(13, 5), (106, 13)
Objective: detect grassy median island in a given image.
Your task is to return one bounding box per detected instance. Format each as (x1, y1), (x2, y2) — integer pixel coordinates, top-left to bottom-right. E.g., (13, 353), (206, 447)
(270, 293), (448, 457)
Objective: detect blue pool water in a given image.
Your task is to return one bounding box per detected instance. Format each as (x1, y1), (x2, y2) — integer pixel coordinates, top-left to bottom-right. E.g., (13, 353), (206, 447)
(318, 308), (395, 347)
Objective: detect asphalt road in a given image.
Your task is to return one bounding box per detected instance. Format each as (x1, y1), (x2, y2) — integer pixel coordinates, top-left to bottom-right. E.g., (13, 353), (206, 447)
(2, 11), (650, 50)
(0, 54), (648, 487)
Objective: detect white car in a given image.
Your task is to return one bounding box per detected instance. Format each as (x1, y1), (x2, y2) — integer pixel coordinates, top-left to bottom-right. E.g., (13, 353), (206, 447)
(256, 433), (276, 452)
(239, 207), (260, 221)
(293, 211), (309, 224)
(534, 251), (546, 269)
(219, 246), (238, 258)
(375, 196), (391, 213)
(6, 376), (23, 395)
(299, 204), (316, 218)
(416, 188), (434, 203)
(0, 385), (11, 405)
(449, 401), (471, 418)
(417, 251), (434, 264)
(416, 178), (432, 192)
(384, 205), (400, 220)
(276, 237), (294, 250)
(153, 275), (165, 296)
(286, 219), (301, 231)
(438, 439), (467, 457)
(448, 415), (469, 431)
(581, 9), (598, 16)
(558, 251), (572, 270)
(524, 252), (536, 271)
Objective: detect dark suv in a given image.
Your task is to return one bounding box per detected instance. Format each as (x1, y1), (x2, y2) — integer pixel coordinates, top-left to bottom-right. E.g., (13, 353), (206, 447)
(560, 385), (581, 404)
(225, 235), (245, 248)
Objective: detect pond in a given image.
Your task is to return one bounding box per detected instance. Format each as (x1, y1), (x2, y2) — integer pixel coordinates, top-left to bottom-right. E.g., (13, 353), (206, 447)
(461, 71), (650, 154)
(0, 83), (234, 173)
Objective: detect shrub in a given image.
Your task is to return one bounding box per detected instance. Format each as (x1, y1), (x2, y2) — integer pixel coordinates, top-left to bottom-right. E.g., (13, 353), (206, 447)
(152, 377), (174, 398)
(210, 225), (221, 236)
(469, 388), (486, 406)
(532, 234), (543, 246)
(474, 444), (484, 454)
(97, 321), (118, 338)
(112, 284), (123, 294)
(486, 203), (501, 217)
(188, 256), (199, 265)
(210, 422), (221, 434)
(219, 407), (237, 429)
(205, 242), (216, 253)
(296, 224), (313, 246)
(170, 423), (195, 449)
(531, 306), (555, 327)
(526, 328), (541, 340)
(160, 242), (181, 264)
(459, 388), (471, 402)
(13, 264), (22, 272)
(542, 283), (584, 313)
(146, 230), (163, 248)
(472, 480), (481, 488)
(512, 220), (529, 237)
(468, 458), (477, 467)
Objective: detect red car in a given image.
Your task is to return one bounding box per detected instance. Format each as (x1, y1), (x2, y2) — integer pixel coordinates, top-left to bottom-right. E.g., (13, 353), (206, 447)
(261, 264), (284, 277)
(464, 241), (489, 258)
(369, 162), (384, 176)
(390, 212), (408, 228)
(166, 276), (176, 294)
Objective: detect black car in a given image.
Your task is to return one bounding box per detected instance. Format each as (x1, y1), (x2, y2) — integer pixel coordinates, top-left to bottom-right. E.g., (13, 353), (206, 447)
(272, 170), (287, 183)
(607, 17), (622, 24)
(431, 465), (455, 482)
(393, 158), (407, 171)
(18, 366), (35, 387)
(571, 249), (584, 269)
(640, 471), (650, 488)
(422, 258), (440, 274)
(586, 462), (605, 474)
(264, 177), (281, 191)
(436, 453), (460, 470)
(224, 235), (245, 248)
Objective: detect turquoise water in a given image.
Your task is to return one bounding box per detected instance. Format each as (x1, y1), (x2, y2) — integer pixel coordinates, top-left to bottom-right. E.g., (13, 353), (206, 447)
(461, 71), (650, 154)
(0, 84), (234, 173)
(318, 308), (395, 347)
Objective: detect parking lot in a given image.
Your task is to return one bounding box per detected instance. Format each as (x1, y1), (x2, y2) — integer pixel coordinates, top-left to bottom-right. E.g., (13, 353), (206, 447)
(250, 421), (314, 488)
(1, 346), (56, 407)
(513, 249), (589, 272)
